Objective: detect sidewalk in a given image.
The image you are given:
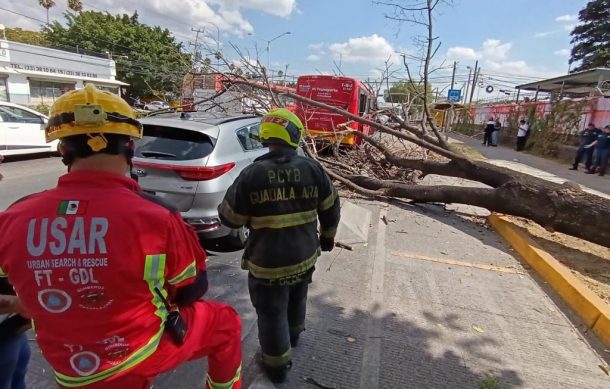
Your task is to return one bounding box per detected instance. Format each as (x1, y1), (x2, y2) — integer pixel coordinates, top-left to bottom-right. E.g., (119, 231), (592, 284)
(24, 200), (610, 388)
(450, 132), (610, 198)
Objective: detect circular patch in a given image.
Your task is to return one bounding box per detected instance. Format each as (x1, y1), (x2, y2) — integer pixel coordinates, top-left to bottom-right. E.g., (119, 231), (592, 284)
(70, 351), (100, 376)
(77, 285), (113, 310)
(37, 289), (72, 313)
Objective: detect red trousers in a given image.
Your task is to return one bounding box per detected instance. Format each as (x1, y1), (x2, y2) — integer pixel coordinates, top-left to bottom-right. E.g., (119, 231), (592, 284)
(59, 301), (242, 389)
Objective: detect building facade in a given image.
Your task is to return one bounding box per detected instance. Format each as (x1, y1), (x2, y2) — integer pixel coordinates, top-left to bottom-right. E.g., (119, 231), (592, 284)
(0, 40), (127, 107)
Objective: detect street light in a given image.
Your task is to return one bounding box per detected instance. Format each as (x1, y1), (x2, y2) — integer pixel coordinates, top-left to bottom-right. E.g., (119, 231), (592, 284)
(266, 31), (291, 70)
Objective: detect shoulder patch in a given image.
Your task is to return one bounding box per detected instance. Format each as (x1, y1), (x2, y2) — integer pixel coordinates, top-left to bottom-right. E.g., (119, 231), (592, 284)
(138, 191), (179, 213)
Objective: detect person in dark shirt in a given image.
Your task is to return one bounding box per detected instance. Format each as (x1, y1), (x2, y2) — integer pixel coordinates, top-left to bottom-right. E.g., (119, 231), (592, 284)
(482, 118), (494, 146)
(569, 123), (601, 171)
(585, 124), (610, 176)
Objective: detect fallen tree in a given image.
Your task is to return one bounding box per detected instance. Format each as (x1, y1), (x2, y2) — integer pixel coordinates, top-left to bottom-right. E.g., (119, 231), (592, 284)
(226, 78), (610, 247)
(183, 0), (610, 248)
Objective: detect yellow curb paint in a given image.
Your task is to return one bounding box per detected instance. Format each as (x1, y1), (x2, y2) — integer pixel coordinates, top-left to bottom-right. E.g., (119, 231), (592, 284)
(489, 214), (610, 348)
(592, 313), (610, 349)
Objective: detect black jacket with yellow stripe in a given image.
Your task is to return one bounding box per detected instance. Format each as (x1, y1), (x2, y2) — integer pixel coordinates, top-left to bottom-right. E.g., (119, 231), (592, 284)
(218, 148), (340, 280)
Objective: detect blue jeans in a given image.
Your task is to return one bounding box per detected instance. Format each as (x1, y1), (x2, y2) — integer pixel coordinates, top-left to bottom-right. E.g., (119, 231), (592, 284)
(0, 333), (30, 389)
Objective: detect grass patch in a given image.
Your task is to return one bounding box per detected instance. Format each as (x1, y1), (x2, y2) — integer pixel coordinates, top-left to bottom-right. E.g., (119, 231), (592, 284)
(479, 374), (501, 389)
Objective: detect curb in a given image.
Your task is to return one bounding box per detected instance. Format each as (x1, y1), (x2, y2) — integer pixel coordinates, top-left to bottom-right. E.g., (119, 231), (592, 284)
(488, 214), (610, 348)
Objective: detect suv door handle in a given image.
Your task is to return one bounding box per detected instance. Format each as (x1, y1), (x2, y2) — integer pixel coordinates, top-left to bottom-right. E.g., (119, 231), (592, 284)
(8, 126), (19, 129)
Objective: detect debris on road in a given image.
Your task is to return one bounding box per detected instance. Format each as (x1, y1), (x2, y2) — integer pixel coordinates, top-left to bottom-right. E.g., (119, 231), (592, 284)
(472, 325), (485, 333)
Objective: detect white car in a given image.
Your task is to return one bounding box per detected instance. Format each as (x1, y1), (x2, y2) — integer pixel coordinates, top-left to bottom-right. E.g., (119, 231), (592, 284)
(0, 102), (58, 156)
(144, 101), (171, 111)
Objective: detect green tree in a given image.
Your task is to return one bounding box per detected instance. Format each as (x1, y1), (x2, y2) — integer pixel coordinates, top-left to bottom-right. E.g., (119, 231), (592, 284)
(385, 81), (432, 105)
(39, 0), (56, 24)
(67, 0), (83, 12)
(569, 0), (610, 72)
(43, 11), (192, 97)
(5, 28), (48, 46)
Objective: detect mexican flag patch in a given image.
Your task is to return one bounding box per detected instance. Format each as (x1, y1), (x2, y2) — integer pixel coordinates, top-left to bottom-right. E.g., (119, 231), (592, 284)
(57, 200), (88, 215)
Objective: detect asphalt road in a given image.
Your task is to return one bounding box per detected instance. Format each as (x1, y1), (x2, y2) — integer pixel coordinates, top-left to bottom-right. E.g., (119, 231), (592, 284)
(0, 154), (252, 388)
(2, 155), (609, 389)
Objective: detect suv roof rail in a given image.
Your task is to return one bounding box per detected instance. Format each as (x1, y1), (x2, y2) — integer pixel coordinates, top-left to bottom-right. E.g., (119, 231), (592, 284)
(214, 115), (259, 124)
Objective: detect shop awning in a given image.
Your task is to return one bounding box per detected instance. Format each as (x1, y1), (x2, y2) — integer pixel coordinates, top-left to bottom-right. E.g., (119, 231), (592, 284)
(516, 68), (610, 95)
(15, 68), (129, 86)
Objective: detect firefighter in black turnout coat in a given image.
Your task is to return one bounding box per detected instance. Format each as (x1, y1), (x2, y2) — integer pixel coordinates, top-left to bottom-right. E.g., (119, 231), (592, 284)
(218, 108), (341, 383)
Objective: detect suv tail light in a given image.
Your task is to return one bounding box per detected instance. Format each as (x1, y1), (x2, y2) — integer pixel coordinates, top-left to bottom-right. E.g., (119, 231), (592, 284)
(133, 161), (235, 181)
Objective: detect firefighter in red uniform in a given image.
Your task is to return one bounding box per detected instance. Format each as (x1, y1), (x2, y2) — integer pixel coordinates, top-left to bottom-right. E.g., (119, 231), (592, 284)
(0, 84), (242, 388)
(218, 108), (341, 383)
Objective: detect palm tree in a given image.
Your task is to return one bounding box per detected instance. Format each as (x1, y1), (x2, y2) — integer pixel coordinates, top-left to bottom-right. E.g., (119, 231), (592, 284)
(67, 0), (83, 12)
(39, 0), (56, 24)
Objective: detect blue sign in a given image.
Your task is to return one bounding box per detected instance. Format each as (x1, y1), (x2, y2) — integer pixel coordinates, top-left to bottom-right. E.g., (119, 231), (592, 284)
(448, 89), (461, 102)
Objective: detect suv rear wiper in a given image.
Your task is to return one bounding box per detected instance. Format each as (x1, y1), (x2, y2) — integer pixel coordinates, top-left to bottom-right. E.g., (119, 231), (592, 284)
(140, 151), (177, 158)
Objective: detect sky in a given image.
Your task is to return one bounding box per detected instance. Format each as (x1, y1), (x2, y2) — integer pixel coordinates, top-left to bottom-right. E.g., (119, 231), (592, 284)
(0, 0), (591, 100)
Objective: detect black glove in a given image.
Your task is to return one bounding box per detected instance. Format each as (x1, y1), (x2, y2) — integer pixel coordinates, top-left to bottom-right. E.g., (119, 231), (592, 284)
(320, 236), (335, 252)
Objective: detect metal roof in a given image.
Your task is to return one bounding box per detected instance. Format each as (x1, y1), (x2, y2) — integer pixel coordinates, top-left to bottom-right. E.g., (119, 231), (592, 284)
(516, 68), (610, 95)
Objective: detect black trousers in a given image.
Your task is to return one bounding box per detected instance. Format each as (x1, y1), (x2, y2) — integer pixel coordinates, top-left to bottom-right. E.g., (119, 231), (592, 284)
(248, 272), (310, 368)
(516, 136), (527, 151)
(591, 148), (610, 175)
(483, 129), (492, 145)
(573, 144), (594, 169)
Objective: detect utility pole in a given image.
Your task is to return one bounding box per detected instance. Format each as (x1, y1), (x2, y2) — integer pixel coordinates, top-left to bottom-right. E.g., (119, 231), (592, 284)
(190, 27), (205, 67)
(450, 61), (457, 90)
(463, 67), (472, 105)
(469, 60), (479, 105)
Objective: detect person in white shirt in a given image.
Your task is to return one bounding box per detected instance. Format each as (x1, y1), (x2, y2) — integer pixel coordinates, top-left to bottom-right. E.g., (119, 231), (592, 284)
(516, 119), (529, 151)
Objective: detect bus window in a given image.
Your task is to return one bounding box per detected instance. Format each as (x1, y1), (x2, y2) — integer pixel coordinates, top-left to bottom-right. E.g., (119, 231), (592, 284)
(358, 90), (368, 115)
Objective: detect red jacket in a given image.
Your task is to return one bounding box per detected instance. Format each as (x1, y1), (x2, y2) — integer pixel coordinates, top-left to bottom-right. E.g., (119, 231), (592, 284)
(0, 171), (206, 386)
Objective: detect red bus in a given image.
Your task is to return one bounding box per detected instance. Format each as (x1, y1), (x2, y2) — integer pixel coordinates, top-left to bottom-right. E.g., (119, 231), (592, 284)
(181, 73), (296, 113)
(295, 75), (375, 145)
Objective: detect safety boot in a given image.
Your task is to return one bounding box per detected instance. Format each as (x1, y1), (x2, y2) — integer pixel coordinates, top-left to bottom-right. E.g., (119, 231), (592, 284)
(263, 362), (292, 383)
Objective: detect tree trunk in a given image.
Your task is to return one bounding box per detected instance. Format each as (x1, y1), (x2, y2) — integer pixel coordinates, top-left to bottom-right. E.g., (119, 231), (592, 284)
(229, 78), (610, 248)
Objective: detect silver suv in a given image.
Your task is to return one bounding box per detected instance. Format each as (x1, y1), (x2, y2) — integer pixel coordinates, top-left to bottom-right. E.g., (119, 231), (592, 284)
(132, 114), (268, 247)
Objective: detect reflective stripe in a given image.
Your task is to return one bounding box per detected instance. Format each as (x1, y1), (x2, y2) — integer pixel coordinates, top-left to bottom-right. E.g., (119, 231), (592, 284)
(245, 248), (320, 279)
(320, 226), (338, 239)
(289, 324), (305, 335)
(262, 349), (291, 367)
(218, 201), (249, 226)
(250, 210), (317, 229)
(319, 189), (337, 212)
(168, 259), (197, 285)
(55, 254), (168, 387)
(206, 364), (242, 389)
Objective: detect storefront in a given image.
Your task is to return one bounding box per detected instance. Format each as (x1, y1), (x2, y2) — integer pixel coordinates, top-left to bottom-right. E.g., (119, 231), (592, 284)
(0, 40), (128, 107)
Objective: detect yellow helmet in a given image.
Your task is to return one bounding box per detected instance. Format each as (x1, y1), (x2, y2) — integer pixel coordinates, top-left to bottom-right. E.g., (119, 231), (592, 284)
(45, 83), (142, 144)
(259, 108), (303, 149)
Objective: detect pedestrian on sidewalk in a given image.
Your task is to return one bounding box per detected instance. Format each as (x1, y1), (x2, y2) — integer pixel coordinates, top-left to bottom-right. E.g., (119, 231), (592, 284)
(490, 118), (501, 146)
(0, 154), (32, 389)
(585, 124), (610, 176)
(569, 123), (600, 171)
(0, 84), (243, 389)
(516, 119), (529, 151)
(219, 108), (341, 383)
(483, 117), (495, 146)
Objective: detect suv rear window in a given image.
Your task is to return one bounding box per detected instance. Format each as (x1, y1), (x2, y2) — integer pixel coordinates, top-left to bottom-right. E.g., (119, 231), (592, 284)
(134, 125), (215, 161)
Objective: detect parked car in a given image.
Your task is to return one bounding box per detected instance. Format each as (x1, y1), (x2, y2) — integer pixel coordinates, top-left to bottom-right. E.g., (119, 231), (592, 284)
(132, 114), (268, 247)
(0, 101), (59, 156)
(144, 100), (171, 111)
